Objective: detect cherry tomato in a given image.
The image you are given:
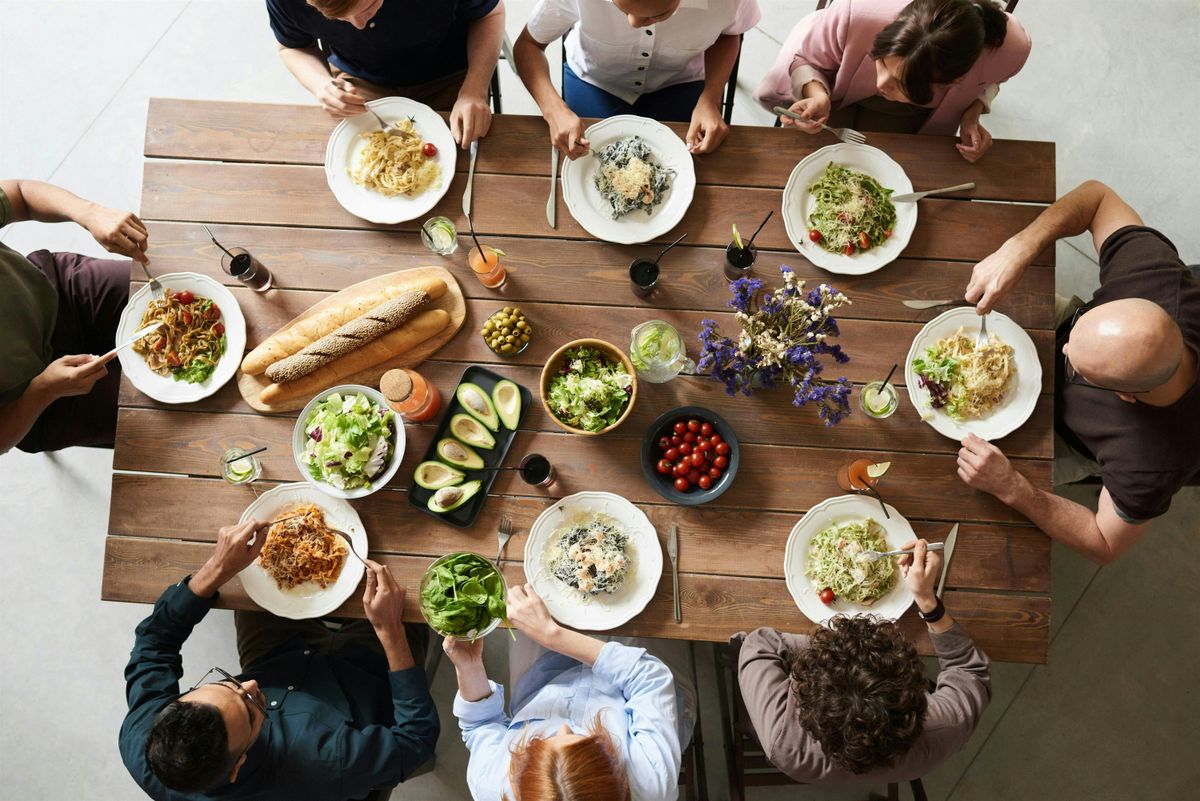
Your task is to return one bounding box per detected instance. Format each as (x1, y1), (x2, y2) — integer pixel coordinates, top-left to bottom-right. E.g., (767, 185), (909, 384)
(808, 228), (822, 243)
(884, 228), (893, 239)
(690, 452), (705, 467)
(422, 142), (438, 157)
(213, 323), (225, 336)
(678, 442), (692, 456)
(656, 459), (672, 475)
(713, 455), (729, 470)
(152, 337), (165, 351)
(700, 422), (713, 436)
(674, 477), (690, 492)
(175, 290), (195, 304)
(674, 422), (687, 435)
(670, 435), (682, 446)
(166, 351), (181, 368)
(181, 310), (193, 326)
(715, 442), (730, 456)
(683, 431), (696, 444)
(843, 243), (856, 256)
(709, 466), (722, 480)
(857, 232), (871, 250)
(658, 436), (671, 450)
(687, 419), (701, 433)
(687, 469), (701, 484)
(710, 434), (722, 445)
(698, 475), (713, 490)
(819, 588), (835, 605)
(664, 447), (680, 462)
(697, 440), (711, 454)
(206, 303), (221, 321)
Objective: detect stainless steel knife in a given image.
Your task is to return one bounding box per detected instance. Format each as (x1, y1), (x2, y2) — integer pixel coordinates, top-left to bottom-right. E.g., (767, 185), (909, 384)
(891, 182), (976, 203)
(668, 522), (681, 623)
(546, 146), (558, 229)
(462, 139), (479, 219)
(901, 299), (955, 310)
(936, 523), (959, 598)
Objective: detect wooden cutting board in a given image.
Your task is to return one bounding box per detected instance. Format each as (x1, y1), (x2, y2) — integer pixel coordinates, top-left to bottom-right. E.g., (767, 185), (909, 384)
(237, 266), (465, 413)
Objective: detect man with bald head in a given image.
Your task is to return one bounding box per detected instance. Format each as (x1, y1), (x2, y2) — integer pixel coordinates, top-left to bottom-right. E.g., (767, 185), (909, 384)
(955, 180), (1199, 564)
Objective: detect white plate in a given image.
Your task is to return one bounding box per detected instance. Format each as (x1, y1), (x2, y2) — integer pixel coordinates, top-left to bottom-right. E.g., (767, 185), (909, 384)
(116, 272), (246, 404)
(784, 494), (916, 625)
(904, 308), (1041, 442)
(293, 385), (406, 499)
(238, 483), (367, 620)
(523, 491), (663, 631)
(324, 97), (457, 224)
(560, 115), (696, 245)
(782, 143), (916, 275)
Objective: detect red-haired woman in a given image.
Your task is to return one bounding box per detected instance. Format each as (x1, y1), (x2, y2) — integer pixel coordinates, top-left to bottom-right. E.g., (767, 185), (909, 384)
(446, 584), (695, 801)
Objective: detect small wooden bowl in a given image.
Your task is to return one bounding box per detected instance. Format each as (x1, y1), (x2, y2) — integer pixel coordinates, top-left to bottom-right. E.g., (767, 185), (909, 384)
(540, 338), (638, 436)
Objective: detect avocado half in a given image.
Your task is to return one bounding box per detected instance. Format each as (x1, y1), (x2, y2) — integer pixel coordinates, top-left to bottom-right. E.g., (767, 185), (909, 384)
(436, 438), (485, 470)
(457, 382), (499, 432)
(413, 460), (466, 490)
(427, 480), (482, 513)
(492, 379), (522, 431)
(449, 413), (496, 450)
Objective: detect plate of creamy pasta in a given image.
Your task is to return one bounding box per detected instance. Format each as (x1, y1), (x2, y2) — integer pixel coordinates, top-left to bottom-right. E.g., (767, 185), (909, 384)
(782, 143), (916, 275)
(239, 483), (368, 619)
(905, 308), (1041, 441)
(325, 97), (456, 224)
(116, 272), (245, 403)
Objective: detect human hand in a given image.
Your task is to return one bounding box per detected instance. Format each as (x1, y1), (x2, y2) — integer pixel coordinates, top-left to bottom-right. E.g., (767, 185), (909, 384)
(32, 354), (108, 400)
(964, 237), (1031, 314)
(315, 78), (369, 117)
(442, 633), (485, 666)
(506, 583), (559, 645)
(79, 204), (150, 264)
(898, 538), (942, 611)
(547, 106), (590, 160)
(686, 96), (729, 154)
(779, 94), (830, 134)
(191, 519), (271, 597)
(956, 113), (992, 163)
(450, 91), (492, 148)
(957, 433), (1022, 502)
(363, 559), (407, 638)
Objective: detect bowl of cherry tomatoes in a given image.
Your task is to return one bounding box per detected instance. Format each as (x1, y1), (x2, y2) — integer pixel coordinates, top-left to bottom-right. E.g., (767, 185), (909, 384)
(640, 407), (739, 506)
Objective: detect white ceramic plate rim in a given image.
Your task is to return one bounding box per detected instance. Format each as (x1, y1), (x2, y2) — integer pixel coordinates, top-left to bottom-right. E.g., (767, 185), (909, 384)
(560, 115), (696, 245)
(903, 308), (1042, 441)
(115, 272), (246, 404)
(784, 494), (916, 625)
(782, 142), (916, 275)
(324, 97), (457, 224)
(292, 384), (406, 499)
(523, 491), (663, 630)
(238, 483), (367, 620)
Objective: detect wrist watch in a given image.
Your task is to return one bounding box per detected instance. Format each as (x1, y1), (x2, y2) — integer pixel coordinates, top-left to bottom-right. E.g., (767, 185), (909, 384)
(917, 598), (946, 624)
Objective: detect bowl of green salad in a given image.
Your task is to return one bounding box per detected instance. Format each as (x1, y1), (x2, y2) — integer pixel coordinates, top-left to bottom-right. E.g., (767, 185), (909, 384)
(293, 385), (405, 499)
(419, 552), (508, 641)
(540, 339), (638, 436)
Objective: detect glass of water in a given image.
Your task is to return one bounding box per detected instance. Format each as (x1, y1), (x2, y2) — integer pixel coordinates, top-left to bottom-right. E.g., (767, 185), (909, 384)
(421, 216), (459, 256)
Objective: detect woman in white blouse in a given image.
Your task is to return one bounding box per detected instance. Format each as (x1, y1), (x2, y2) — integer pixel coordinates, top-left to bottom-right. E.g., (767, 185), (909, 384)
(513, 0), (760, 158)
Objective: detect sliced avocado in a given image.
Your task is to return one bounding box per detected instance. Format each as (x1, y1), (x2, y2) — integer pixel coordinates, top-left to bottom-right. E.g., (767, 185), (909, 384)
(414, 460), (465, 490)
(456, 382), (499, 432)
(436, 438), (485, 470)
(492, 379), (522, 431)
(450, 413), (496, 450)
(427, 480), (482, 513)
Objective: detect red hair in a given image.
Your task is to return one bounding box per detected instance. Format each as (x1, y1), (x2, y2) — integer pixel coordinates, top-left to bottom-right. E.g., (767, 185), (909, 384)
(506, 715), (630, 801)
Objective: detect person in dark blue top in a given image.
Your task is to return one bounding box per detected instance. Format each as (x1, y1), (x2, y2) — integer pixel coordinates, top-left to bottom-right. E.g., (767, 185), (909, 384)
(119, 519), (439, 801)
(267, 0), (506, 147)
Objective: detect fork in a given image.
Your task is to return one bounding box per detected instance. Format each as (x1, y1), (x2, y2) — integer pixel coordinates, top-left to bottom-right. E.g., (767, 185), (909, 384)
(138, 259), (164, 300)
(332, 528), (369, 566)
(357, 100), (414, 139)
(495, 516), (514, 563)
(862, 542), (945, 563)
(773, 106), (866, 144)
(975, 312), (990, 349)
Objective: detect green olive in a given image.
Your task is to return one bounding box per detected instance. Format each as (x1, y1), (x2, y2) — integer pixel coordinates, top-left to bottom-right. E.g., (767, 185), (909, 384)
(502, 306), (513, 314)
(520, 333), (530, 343)
(500, 343), (515, 354)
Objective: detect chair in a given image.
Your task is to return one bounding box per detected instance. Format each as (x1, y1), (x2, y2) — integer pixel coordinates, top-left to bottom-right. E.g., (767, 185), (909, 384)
(714, 642), (927, 801)
(679, 641), (709, 801)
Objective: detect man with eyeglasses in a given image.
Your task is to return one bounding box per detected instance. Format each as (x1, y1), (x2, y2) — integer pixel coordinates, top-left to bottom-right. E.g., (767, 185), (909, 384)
(953, 179), (1199, 564)
(120, 519), (439, 800)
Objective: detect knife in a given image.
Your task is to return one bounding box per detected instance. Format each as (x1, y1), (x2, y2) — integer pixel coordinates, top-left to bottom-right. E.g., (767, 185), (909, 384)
(891, 182), (975, 203)
(97, 321), (164, 365)
(462, 139), (479, 220)
(668, 522), (681, 623)
(936, 523), (959, 598)
(902, 299), (955, 310)
(546, 146), (559, 229)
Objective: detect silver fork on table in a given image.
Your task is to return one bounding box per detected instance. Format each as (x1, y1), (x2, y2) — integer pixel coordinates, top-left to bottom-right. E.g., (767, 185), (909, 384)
(773, 106), (866, 144)
(862, 541), (944, 564)
(495, 516), (514, 563)
(139, 259), (164, 300)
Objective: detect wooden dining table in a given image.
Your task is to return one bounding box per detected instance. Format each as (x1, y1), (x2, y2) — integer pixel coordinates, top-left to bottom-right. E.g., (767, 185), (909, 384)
(103, 98), (1056, 663)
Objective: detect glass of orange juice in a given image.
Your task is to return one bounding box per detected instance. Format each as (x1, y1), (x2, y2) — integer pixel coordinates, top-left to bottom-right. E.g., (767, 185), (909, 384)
(468, 244), (506, 289)
(836, 458), (890, 492)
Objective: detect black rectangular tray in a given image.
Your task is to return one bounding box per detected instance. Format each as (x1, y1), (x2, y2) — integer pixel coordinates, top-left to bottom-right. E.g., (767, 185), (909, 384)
(407, 365), (532, 528)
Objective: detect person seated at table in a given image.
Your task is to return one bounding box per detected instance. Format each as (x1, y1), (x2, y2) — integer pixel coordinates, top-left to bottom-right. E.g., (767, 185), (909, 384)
(119, 519), (439, 800)
(956, 180), (1199, 564)
(0, 179), (149, 455)
(513, 0), (761, 158)
(736, 540), (990, 782)
(266, 0), (506, 147)
(755, 0), (1030, 162)
(446, 583), (696, 801)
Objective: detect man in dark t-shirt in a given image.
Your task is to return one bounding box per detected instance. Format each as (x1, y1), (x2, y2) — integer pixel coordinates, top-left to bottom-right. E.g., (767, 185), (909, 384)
(954, 180), (1198, 564)
(267, 0), (505, 147)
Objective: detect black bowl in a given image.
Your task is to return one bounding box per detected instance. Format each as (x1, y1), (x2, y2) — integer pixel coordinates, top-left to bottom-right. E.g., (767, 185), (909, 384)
(640, 406), (740, 506)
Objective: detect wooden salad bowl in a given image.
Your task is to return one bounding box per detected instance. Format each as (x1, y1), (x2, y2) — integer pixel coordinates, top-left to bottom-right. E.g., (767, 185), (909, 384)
(540, 338), (638, 436)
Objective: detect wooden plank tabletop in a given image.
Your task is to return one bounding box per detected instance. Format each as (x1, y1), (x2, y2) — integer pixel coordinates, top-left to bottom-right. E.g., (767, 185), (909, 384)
(107, 99), (1056, 663)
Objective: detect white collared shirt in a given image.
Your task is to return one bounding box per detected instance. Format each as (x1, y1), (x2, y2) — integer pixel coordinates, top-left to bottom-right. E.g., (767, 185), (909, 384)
(527, 0), (761, 104)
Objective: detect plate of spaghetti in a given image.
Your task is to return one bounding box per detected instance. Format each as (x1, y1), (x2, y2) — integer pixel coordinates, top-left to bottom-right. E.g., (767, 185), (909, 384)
(239, 483), (368, 619)
(904, 308), (1041, 441)
(325, 97), (456, 224)
(782, 143), (916, 275)
(116, 272), (246, 403)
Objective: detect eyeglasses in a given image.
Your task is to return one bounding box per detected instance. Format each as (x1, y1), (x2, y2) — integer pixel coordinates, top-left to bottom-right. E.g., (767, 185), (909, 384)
(173, 666), (267, 759)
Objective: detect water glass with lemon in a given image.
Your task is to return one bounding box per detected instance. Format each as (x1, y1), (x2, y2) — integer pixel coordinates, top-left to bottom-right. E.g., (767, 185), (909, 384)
(630, 321), (695, 383)
(221, 448), (262, 485)
(859, 380), (899, 419)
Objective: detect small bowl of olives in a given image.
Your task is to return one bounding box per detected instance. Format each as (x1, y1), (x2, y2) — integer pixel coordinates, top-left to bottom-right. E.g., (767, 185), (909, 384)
(482, 307), (532, 357)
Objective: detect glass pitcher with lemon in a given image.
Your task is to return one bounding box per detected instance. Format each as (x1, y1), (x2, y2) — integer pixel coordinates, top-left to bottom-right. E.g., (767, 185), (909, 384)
(629, 321), (696, 383)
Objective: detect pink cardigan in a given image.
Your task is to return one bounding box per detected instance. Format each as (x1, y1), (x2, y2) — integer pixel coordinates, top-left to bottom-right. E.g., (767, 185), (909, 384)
(753, 0), (1031, 135)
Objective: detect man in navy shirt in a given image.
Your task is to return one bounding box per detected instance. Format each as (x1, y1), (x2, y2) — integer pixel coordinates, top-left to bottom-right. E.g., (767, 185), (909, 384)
(268, 0), (505, 147)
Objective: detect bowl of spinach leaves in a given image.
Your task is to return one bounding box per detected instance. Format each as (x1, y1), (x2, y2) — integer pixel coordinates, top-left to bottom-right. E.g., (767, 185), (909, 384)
(419, 552), (509, 641)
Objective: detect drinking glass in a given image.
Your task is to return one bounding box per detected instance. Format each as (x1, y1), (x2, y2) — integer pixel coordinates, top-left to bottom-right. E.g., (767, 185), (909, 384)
(518, 454), (556, 487)
(220, 247), (272, 292)
(469, 245), (506, 289)
(724, 242), (757, 280)
(421, 216), (459, 255)
(220, 448), (262, 485)
(859, 381), (899, 419)
(629, 259), (659, 297)
(629, 320), (695, 383)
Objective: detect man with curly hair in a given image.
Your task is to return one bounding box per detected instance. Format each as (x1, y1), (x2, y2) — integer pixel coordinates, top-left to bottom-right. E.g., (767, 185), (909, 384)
(736, 539), (990, 782)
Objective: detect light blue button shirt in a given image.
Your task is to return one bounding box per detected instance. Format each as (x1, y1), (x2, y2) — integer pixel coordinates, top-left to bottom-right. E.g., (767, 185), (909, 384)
(454, 641), (684, 801)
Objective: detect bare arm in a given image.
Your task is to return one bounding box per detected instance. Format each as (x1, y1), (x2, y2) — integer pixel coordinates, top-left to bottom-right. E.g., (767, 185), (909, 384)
(449, 1), (505, 147)
(507, 583), (604, 666)
(276, 43), (368, 117)
(513, 26), (589, 158)
(2, 179), (149, 264)
(685, 34), (740, 154)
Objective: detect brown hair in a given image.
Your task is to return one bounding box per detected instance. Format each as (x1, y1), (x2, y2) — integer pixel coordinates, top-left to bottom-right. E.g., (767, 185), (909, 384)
(506, 715), (631, 801)
(869, 0), (1009, 104)
(789, 615), (928, 774)
(307, 0), (361, 19)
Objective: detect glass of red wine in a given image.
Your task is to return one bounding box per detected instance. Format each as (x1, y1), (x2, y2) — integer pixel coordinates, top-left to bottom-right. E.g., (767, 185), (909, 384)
(221, 247), (272, 292)
(518, 453), (555, 487)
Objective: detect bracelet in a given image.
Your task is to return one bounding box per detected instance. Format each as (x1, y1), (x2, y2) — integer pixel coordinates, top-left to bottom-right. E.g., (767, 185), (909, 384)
(917, 598), (946, 624)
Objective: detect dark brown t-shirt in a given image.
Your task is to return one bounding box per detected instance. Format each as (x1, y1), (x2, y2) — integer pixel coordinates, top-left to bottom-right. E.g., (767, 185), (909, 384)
(1055, 226), (1200, 521)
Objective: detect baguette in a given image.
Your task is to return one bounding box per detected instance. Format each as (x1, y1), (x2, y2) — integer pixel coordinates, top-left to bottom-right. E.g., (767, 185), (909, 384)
(265, 290), (429, 383)
(259, 308), (450, 405)
(241, 275), (447, 375)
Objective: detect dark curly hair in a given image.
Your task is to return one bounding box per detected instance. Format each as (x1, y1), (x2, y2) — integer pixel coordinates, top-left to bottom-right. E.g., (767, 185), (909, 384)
(789, 615), (928, 774)
(145, 700), (235, 792)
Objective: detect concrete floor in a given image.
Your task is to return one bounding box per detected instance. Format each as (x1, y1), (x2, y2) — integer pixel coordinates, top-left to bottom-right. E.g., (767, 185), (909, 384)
(2, 1), (1198, 799)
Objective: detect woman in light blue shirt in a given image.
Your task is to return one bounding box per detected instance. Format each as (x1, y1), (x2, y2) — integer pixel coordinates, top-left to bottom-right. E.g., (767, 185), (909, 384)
(446, 583), (694, 801)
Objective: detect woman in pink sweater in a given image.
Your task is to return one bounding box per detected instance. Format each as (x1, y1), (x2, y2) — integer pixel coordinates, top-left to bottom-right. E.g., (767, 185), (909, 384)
(754, 0), (1030, 162)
